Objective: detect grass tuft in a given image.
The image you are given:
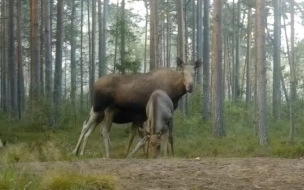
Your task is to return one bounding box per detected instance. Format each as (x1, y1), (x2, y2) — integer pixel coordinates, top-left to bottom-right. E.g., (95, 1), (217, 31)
(40, 170), (118, 190)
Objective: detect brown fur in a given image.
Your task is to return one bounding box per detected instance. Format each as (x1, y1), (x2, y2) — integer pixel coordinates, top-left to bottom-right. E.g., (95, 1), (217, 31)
(93, 58), (201, 114)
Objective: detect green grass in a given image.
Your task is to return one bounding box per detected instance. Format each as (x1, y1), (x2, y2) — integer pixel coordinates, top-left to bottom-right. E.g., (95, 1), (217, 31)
(1, 98), (304, 164)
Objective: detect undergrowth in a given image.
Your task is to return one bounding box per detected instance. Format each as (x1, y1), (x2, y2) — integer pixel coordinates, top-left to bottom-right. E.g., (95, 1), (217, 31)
(1, 97), (304, 164)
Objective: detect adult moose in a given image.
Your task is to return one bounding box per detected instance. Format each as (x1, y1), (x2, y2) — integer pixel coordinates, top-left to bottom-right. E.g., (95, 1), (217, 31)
(72, 57), (202, 158)
(127, 89), (174, 159)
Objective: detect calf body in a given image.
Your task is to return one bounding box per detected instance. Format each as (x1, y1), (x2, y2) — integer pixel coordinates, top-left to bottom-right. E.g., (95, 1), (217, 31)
(127, 90), (174, 159)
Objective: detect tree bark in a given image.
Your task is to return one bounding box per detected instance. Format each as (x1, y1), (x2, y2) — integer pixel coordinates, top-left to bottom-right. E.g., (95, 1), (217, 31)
(234, 0), (241, 101)
(16, 0), (25, 120)
(273, 0), (281, 120)
(196, 0), (203, 83)
(30, 0), (41, 108)
(44, 0), (53, 125)
(70, 0), (77, 105)
(177, 0), (186, 115)
(211, 0), (225, 137)
(289, 0), (295, 142)
(202, 0), (210, 120)
(80, 0), (84, 111)
(120, 0), (126, 73)
(53, 0), (64, 125)
(8, 0), (17, 118)
(256, 0), (269, 145)
(246, 8), (252, 108)
(150, 0), (158, 71)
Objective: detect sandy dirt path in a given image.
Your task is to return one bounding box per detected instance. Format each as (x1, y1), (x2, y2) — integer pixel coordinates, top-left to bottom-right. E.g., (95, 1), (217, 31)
(6, 157), (304, 190)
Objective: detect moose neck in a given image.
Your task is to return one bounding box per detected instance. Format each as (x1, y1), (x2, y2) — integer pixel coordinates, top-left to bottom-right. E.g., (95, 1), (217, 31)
(169, 71), (187, 103)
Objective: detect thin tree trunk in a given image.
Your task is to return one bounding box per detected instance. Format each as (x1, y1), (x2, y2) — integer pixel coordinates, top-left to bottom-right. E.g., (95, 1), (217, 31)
(30, 0), (41, 108)
(144, 0), (148, 72)
(150, 0), (158, 71)
(273, 0), (281, 120)
(177, 0), (186, 115)
(70, 0), (76, 105)
(120, 0), (125, 73)
(44, 0), (53, 125)
(16, 0), (25, 120)
(53, 0), (64, 125)
(80, 0), (84, 111)
(289, 0), (295, 142)
(91, 0), (96, 102)
(166, 0), (171, 68)
(88, 1), (93, 105)
(8, 0), (17, 118)
(196, 0), (203, 83)
(234, 0), (241, 101)
(256, 0), (268, 145)
(211, 0), (225, 137)
(202, 0), (210, 120)
(246, 8), (252, 109)
(40, 0), (44, 96)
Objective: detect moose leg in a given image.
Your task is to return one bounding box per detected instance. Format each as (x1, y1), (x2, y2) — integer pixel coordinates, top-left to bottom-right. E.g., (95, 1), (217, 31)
(168, 118), (174, 157)
(127, 136), (148, 158)
(102, 109), (114, 158)
(126, 123), (137, 155)
(72, 109), (103, 156)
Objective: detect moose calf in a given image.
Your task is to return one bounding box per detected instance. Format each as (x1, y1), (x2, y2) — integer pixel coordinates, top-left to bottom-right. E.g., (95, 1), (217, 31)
(127, 89), (174, 159)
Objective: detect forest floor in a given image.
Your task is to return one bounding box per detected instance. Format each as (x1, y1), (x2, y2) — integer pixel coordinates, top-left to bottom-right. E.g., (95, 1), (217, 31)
(7, 157), (304, 190)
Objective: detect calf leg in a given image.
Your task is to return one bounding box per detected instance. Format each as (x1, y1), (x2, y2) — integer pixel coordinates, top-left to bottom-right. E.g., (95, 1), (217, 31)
(162, 132), (169, 157)
(72, 109), (103, 156)
(127, 136), (148, 158)
(168, 118), (174, 157)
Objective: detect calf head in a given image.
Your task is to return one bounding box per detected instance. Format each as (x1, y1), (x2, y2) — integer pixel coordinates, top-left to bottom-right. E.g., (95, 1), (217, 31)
(177, 57), (202, 93)
(143, 125), (162, 159)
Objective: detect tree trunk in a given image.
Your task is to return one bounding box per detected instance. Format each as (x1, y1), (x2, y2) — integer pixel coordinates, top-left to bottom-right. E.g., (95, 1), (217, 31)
(234, 0), (241, 101)
(30, 0), (41, 108)
(16, 0), (25, 120)
(211, 0), (225, 137)
(80, 0), (84, 111)
(88, 1), (93, 105)
(273, 0), (281, 120)
(44, 0), (53, 125)
(196, 0), (203, 83)
(1, 0), (8, 112)
(120, 0), (126, 73)
(202, 0), (210, 120)
(177, 0), (186, 115)
(98, 0), (107, 77)
(144, 0), (148, 72)
(40, 1), (44, 96)
(166, 0), (171, 68)
(91, 0), (96, 102)
(53, 0), (64, 125)
(8, 0), (17, 118)
(150, 0), (158, 71)
(289, 0), (295, 142)
(246, 8), (252, 109)
(256, 0), (268, 145)
(70, 0), (76, 105)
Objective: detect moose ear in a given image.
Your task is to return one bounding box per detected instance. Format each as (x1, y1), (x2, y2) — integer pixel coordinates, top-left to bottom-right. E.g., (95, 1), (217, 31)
(176, 57), (185, 68)
(194, 59), (202, 69)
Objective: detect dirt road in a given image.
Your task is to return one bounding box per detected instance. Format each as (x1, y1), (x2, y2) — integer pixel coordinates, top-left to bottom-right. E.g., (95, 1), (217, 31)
(10, 157), (304, 190)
